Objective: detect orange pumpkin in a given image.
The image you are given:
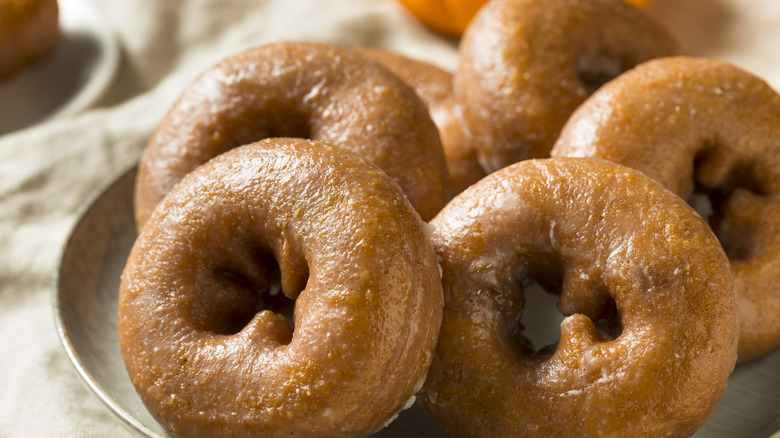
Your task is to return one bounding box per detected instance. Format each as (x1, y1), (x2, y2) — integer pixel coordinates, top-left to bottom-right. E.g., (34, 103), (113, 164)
(396, 0), (651, 37)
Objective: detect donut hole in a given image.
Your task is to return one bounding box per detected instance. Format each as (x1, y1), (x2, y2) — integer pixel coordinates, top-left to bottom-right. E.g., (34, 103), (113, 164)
(517, 272), (622, 355)
(575, 47), (634, 94)
(691, 152), (767, 260)
(518, 279), (565, 352)
(216, 109), (312, 153)
(590, 297), (622, 340)
(576, 53), (625, 93)
(211, 251), (297, 336)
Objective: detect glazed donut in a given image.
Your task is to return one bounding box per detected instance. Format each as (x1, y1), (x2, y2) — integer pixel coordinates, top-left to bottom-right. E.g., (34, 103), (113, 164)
(119, 138), (443, 438)
(135, 42), (451, 226)
(454, 0), (680, 173)
(552, 56), (780, 362)
(0, 0), (59, 78)
(420, 158), (738, 437)
(358, 48), (485, 194)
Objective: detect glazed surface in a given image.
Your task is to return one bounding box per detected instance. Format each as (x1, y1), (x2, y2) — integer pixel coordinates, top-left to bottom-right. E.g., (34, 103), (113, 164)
(119, 139), (443, 438)
(359, 48), (485, 194)
(553, 56), (780, 362)
(421, 157), (738, 437)
(455, 0), (680, 172)
(135, 42), (450, 226)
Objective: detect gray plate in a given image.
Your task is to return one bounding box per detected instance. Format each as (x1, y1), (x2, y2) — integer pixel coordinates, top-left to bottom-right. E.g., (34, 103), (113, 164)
(53, 166), (780, 437)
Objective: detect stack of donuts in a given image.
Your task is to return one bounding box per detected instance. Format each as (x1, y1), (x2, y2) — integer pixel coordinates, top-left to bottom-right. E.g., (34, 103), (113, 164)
(118, 0), (780, 437)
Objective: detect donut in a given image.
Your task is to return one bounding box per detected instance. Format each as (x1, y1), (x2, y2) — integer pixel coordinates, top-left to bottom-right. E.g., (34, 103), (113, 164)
(119, 138), (444, 438)
(358, 48), (485, 194)
(134, 42), (451, 226)
(454, 0), (680, 173)
(552, 56), (780, 362)
(420, 158), (738, 437)
(0, 0), (59, 78)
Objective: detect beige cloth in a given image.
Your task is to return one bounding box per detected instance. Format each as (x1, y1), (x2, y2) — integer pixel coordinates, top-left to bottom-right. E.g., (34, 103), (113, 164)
(0, 0), (777, 436)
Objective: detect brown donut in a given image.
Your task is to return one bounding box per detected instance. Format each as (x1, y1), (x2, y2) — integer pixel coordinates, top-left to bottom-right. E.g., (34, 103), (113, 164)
(454, 0), (680, 173)
(358, 48), (485, 194)
(420, 158), (738, 437)
(119, 138), (443, 438)
(552, 56), (780, 362)
(0, 0), (59, 78)
(135, 42), (451, 226)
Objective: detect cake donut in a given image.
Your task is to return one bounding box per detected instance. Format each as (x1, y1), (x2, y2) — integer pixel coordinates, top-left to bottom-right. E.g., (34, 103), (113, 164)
(135, 42), (451, 226)
(0, 0), (59, 78)
(454, 0), (680, 173)
(552, 56), (780, 362)
(420, 158), (738, 437)
(119, 138), (444, 438)
(359, 48), (485, 194)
